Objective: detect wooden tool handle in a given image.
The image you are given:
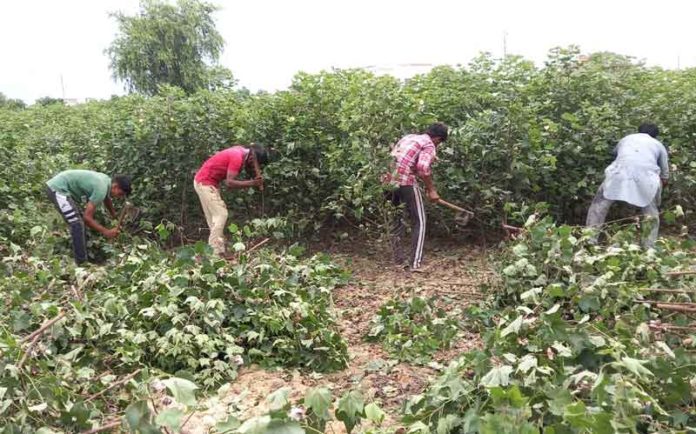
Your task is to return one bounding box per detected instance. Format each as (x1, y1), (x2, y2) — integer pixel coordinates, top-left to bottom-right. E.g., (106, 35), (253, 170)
(116, 203), (132, 230)
(437, 199), (474, 215)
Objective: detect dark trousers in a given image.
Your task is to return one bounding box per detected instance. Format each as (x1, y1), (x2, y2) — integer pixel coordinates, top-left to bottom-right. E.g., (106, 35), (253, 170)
(46, 186), (87, 264)
(388, 185), (427, 269)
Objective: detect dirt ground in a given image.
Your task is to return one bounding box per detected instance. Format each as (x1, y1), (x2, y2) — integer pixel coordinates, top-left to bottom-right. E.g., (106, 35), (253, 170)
(183, 238), (499, 433)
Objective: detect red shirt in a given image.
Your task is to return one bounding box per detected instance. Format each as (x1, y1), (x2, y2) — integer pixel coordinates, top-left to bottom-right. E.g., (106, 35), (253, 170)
(194, 146), (249, 187)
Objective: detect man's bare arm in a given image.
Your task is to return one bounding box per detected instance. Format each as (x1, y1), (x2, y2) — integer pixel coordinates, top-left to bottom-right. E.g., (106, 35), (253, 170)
(421, 175), (440, 202)
(84, 202), (118, 238)
(225, 171), (263, 189)
(104, 197), (117, 219)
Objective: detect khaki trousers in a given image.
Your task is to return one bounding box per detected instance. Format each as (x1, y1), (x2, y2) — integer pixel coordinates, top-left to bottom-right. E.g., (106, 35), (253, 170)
(194, 181), (228, 255)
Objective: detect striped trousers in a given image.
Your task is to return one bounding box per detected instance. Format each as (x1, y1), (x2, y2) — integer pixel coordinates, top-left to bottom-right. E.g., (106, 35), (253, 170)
(46, 186), (87, 264)
(388, 185), (427, 269)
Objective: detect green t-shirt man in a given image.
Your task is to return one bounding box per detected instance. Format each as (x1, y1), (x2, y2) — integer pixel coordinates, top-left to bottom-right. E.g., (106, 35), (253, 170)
(46, 170), (112, 205)
(45, 170), (132, 264)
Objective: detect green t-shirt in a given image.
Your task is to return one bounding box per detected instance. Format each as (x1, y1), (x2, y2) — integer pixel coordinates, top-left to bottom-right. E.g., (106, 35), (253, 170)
(46, 170), (111, 204)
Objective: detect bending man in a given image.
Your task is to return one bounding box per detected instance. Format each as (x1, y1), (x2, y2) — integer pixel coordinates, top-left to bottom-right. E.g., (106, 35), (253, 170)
(385, 123), (448, 271)
(194, 144), (267, 256)
(586, 123), (669, 248)
(46, 170), (132, 264)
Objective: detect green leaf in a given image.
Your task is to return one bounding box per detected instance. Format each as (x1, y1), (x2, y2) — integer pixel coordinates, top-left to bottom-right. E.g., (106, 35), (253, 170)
(407, 421), (430, 433)
(237, 415), (270, 434)
(265, 421), (305, 434)
(480, 365), (513, 387)
(563, 401), (591, 429)
(364, 402), (385, 424)
(671, 410), (689, 427)
(305, 387), (332, 419)
(215, 416), (241, 433)
(28, 403), (48, 412)
(436, 414), (461, 434)
(588, 335), (606, 348)
(552, 341), (572, 357)
(517, 354), (537, 373)
(36, 429), (62, 434)
(616, 357), (653, 378)
(156, 222), (171, 241)
(163, 377), (199, 407)
(155, 408), (184, 431)
(578, 295), (600, 312)
(233, 242), (246, 252)
(547, 388), (573, 416)
(237, 416), (304, 434)
(501, 316), (523, 337)
(267, 387), (292, 412)
(336, 390), (365, 433)
(544, 303), (560, 315)
(125, 400), (160, 434)
(655, 341), (675, 359)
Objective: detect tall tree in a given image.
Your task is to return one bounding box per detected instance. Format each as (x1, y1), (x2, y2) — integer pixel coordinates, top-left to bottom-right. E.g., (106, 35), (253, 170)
(0, 93), (26, 110)
(34, 97), (65, 107)
(107, 0), (227, 95)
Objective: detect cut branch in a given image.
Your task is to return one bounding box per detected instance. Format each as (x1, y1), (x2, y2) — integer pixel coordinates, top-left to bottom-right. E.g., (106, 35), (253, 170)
(639, 288), (696, 294)
(21, 311), (66, 343)
(635, 300), (696, 308)
(635, 300), (696, 313)
(649, 323), (696, 332)
(247, 237), (270, 254)
(666, 270), (696, 277)
(86, 369), (142, 402)
(80, 420), (122, 434)
(655, 304), (696, 313)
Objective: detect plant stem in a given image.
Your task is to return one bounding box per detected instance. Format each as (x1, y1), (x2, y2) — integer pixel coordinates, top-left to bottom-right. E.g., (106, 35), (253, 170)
(80, 420), (122, 434)
(86, 368), (142, 402)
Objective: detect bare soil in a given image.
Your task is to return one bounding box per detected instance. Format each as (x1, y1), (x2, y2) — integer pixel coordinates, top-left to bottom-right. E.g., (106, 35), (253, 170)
(183, 239), (498, 433)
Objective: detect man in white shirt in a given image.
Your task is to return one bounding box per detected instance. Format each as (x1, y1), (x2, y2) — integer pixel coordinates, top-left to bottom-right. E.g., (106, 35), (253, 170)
(586, 123), (669, 248)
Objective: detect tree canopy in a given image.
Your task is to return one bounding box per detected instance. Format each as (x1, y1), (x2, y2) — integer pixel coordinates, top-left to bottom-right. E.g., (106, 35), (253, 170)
(0, 92), (26, 110)
(107, 0), (228, 95)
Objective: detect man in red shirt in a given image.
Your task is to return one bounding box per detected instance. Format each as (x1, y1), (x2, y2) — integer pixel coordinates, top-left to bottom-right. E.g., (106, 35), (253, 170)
(384, 123), (448, 271)
(194, 144), (267, 255)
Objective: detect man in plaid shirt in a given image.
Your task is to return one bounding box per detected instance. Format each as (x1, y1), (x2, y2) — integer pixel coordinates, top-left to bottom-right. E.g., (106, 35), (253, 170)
(385, 123), (448, 271)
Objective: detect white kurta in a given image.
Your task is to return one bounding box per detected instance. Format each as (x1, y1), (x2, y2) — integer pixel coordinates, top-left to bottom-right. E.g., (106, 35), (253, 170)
(602, 133), (669, 207)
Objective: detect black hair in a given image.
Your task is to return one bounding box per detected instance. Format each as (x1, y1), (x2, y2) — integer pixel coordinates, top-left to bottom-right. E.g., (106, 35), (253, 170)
(426, 122), (449, 142)
(249, 143), (269, 165)
(638, 122), (659, 138)
(112, 174), (132, 196)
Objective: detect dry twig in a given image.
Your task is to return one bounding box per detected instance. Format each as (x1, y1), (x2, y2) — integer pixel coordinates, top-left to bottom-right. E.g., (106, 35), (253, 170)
(639, 288), (696, 295)
(80, 420), (122, 434)
(86, 369), (142, 402)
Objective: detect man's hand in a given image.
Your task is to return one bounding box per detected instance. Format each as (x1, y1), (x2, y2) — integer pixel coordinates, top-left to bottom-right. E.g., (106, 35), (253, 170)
(427, 189), (440, 202)
(253, 177), (264, 190)
(103, 227), (120, 239)
(661, 178), (668, 188)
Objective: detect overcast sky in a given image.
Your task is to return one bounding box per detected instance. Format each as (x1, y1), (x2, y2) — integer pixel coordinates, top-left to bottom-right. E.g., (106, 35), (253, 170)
(1, 0), (695, 103)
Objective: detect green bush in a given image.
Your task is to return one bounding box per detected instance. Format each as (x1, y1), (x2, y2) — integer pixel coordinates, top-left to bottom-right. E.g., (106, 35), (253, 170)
(367, 296), (460, 363)
(0, 232), (348, 432)
(401, 217), (696, 433)
(4, 47), (696, 243)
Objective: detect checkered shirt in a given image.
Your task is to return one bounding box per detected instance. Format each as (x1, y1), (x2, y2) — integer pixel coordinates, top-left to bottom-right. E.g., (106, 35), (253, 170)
(384, 134), (437, 186)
